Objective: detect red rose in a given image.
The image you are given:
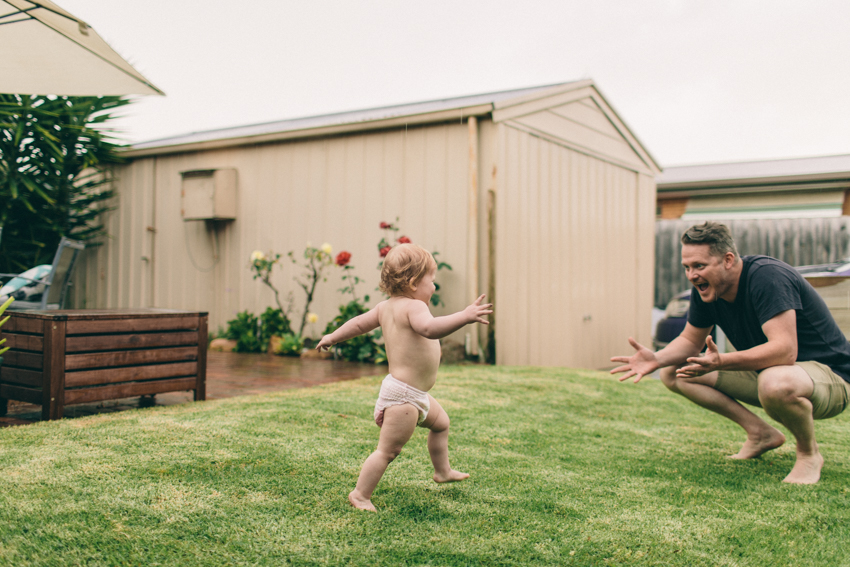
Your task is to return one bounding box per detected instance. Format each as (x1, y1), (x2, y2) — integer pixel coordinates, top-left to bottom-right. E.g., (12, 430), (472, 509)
(380, 222), (393, 229)
(379, 246), (392, 258)
(397, 236), (411, 244)
(335, 251), (351, 266)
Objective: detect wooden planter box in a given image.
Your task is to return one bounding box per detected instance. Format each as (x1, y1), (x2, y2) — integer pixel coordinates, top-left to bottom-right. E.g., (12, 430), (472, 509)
(0, 309), (208, 420)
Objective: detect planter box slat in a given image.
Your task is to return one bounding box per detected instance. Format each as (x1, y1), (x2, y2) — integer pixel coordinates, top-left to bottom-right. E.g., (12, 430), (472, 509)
(0, 368), (43, 387)
(4, 318), (44, 335)
(65, 331), (199, 352)
(64, 377), (198, 405)
(66, 316), (200, 335)
(0, 309), (207, 420)
(0, 384), (42, 404)
(2, 351), (43, 370)
(65, 347), (198, 371)
(4, 333), (44, 352)
(65, 362), (198, 387)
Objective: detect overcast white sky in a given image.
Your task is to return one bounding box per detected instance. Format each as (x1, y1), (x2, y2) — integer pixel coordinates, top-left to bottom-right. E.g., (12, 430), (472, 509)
(60, 0), (850, 167)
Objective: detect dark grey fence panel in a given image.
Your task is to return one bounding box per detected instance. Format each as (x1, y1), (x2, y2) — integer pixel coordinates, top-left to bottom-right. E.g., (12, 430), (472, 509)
(655, 218), (850, 308)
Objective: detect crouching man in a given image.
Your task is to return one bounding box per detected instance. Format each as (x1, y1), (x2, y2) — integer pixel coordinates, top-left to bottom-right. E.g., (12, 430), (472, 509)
(611, 222), (850, 484)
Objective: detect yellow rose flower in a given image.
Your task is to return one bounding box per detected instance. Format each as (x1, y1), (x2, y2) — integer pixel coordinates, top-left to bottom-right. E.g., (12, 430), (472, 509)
(321, 243), (332, 256)
(307, 313), (319, 324)
(250, 250), (266, 262)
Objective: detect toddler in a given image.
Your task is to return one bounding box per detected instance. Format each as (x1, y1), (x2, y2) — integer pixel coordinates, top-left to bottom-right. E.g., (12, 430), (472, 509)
(316, 243), (492, 512)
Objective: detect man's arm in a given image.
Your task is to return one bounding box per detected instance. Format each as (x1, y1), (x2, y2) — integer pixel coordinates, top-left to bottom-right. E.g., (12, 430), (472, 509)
(610, 323), (711, 382)
(407, 294), (492, 340)
(657, 323), (713, 368)
(316, 304), (382, 350)
(677, 309), (797, 377)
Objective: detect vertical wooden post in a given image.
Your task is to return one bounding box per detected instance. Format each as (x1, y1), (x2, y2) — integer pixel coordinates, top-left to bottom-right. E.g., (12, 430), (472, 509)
(466, 116), (480, 358)
(195, 314), (208, 401)
(42, 317), (66, 420)
(487, 188), (497, 364)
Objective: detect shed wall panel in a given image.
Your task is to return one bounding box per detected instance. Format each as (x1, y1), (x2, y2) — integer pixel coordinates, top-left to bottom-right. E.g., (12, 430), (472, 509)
(495, 125), (654, 368)
(79, 123), (473, 341)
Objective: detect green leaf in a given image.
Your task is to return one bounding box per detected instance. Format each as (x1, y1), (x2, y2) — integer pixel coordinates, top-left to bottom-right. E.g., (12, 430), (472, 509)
(0, 94), (132, 273)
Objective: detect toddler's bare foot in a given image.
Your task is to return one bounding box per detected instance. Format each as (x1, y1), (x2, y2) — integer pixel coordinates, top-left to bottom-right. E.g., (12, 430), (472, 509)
(348, 490), (377, 512)
(729, 428), (785, 459)
(783, 452), (823, 484)
(433, 470), (470, 483)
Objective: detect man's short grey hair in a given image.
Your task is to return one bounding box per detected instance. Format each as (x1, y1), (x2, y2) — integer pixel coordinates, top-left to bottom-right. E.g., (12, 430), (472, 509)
(681, 222), (739, 259)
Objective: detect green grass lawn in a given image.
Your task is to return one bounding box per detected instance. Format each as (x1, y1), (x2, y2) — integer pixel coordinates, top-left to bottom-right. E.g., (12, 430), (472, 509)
(1, 366), (849, 566)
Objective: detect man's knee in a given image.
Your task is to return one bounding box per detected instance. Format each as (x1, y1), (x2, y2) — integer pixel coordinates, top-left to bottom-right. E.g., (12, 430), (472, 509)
(758, 366), (808, 406)
(659, 366), (679, 392)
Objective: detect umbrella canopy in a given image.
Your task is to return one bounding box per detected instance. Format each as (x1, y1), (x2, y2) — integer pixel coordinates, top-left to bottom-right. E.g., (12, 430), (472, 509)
(0, 0), (163, 96)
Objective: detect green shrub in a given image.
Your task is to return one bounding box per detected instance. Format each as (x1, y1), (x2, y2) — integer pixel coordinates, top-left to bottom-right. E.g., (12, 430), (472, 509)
(275, 333), (303, 356)
(259, 307), (292, 352)
(224, 311), (262, 353)
(223, 308), (295, 354)
(323, 300), (384, 363)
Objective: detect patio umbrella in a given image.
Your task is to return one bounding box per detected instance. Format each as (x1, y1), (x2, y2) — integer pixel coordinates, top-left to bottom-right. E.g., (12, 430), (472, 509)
(0, 0), (163, 96)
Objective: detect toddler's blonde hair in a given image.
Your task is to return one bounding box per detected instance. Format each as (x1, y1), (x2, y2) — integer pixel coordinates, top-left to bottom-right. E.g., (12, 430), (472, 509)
(380, 243), (437, 296)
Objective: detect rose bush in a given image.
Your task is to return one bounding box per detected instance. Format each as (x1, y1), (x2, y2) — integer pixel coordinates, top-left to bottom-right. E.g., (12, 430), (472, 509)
(375, 219), (452, 306)
(335, 251), (351, 267)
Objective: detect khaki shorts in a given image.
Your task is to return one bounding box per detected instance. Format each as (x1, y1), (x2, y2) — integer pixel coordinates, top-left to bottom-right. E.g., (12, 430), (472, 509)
(715, 361), (850, 420)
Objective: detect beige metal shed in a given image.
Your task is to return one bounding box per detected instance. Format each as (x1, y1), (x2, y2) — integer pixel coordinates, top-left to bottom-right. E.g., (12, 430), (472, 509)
(74, 80), (660, 369)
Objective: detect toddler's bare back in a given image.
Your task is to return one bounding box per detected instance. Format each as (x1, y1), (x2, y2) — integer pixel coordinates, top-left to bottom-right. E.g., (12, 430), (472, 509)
(378, 297), (441, 392)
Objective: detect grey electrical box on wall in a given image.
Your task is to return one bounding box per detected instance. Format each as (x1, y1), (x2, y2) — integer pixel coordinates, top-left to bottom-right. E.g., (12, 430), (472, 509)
(181, 168), (237, 220)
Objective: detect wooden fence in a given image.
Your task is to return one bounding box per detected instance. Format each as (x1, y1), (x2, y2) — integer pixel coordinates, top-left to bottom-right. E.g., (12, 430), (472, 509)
(655, 217), (850, 308)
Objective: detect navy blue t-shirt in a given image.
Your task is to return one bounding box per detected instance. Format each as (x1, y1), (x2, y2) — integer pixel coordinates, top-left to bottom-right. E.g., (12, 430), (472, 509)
(687, 255), (850, 384)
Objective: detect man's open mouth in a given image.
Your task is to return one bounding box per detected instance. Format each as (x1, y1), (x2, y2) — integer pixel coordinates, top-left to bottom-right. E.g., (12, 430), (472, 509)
(696, 283), (709, 292)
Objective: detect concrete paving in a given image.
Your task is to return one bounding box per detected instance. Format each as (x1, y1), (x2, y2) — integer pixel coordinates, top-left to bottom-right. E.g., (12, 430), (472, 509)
(0, 351), (387, 427)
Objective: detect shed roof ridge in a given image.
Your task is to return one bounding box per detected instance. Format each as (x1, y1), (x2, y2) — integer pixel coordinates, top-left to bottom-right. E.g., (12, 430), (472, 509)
(129, 80), (587, 151)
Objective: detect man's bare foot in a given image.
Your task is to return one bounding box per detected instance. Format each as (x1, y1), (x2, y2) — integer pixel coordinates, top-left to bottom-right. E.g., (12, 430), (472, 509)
(783, 452), (823, 484)
(729, 428), (786, 459)
(348, 490), (377, 512)
(433, 470), (470, 483)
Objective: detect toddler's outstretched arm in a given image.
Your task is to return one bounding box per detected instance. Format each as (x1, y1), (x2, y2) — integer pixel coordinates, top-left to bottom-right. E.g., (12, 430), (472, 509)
(316, 303), (382, 351)
(408, 294), (492, 340)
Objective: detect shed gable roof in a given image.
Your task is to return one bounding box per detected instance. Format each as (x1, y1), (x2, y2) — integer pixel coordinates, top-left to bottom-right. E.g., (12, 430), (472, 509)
(493, 84), (659, 174)
(124, 80), (658, 172)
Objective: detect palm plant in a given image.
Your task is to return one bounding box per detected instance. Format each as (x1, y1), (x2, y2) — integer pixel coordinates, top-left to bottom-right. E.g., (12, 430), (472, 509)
(0, 95), (130, 273)
(0, 296), (13, 362)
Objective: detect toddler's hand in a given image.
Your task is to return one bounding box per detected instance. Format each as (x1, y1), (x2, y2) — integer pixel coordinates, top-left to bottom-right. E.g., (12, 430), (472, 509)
(316, 335), (334, 351)
(464, 294), (493, 325)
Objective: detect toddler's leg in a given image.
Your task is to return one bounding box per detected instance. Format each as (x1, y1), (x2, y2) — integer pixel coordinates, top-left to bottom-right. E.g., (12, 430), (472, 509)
(423, 395), (469, 484)
(349, 403), (418, 512)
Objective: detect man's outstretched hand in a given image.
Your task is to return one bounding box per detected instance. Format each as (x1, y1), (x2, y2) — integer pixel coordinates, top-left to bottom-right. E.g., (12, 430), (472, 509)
(676, 335), (721, 378)
(610, 337), (660, 383)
